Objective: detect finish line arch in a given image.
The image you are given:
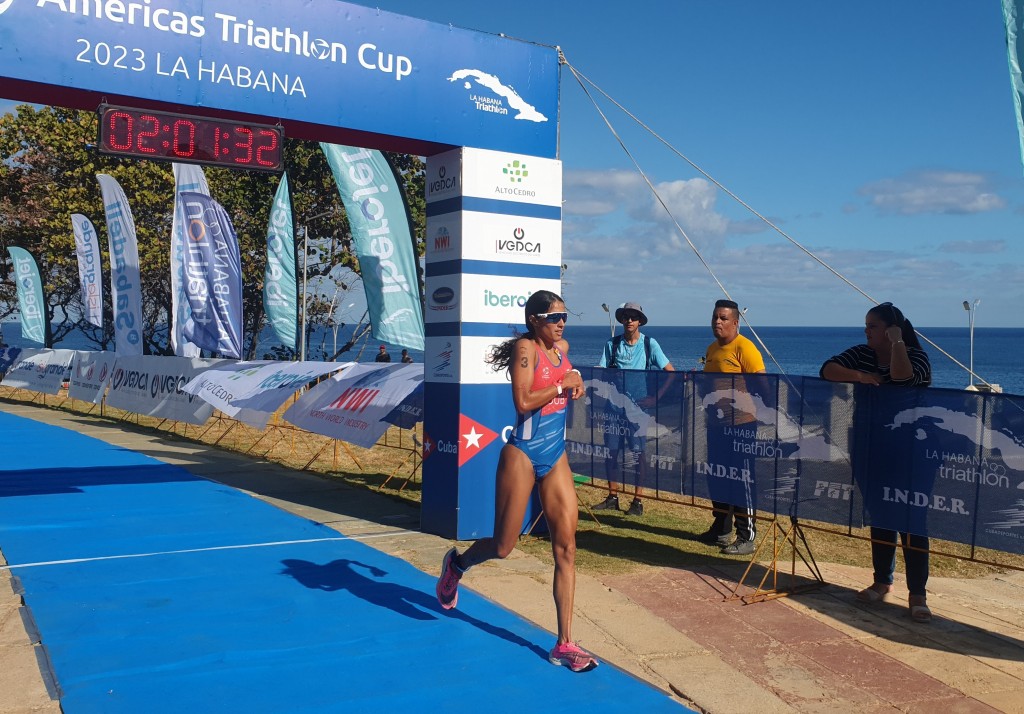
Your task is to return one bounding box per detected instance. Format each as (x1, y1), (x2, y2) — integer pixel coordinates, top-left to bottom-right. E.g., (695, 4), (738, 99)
(0, 0), (564, 539)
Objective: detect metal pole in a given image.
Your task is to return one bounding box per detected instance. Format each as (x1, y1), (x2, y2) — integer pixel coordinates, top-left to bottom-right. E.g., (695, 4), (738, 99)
(300, 225), (308, 361)
(602, 303), (614, 338)
(963, 299), (979, 386)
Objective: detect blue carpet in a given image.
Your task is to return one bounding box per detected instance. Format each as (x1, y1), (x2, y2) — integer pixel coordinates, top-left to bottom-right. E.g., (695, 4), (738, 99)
(0, 411), (688, 712)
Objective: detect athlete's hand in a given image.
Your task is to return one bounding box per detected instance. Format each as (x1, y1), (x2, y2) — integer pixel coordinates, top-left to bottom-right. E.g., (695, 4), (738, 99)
(562, 369), (585, 400)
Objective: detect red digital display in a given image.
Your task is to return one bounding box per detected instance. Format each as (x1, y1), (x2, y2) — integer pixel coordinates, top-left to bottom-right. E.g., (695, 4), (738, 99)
(97, 104), (284, 172)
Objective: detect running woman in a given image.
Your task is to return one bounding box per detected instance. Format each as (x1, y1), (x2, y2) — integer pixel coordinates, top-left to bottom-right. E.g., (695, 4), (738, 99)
(435, 290), (598, 673)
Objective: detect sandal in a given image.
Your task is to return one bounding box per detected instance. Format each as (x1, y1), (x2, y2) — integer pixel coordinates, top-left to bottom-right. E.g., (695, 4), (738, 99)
(856, 584), (890, 603)
(909, 596), (932, 623)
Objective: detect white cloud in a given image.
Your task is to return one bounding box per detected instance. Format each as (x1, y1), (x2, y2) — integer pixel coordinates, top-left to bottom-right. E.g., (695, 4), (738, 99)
(938, 239), (1005, 254)
(564, 169), (731, 256)
(858, 171), (1006, 215)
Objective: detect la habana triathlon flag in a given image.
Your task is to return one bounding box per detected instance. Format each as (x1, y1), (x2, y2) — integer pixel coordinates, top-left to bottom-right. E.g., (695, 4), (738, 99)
(177, 192), (244, 359)
(97, 173), (144, 356)
(171, 163), (210, 357)
(6, 246), (46, 344)
(264, 173), (298, 349)
(321, 143), (425, 350)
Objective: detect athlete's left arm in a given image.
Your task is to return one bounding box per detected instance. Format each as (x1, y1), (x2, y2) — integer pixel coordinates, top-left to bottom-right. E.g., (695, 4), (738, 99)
(559, 339), (585, 399)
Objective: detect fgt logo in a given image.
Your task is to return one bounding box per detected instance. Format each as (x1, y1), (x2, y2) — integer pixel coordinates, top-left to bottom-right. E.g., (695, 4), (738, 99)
(814, 481), (854, 501)
(326, 386), (380, 414)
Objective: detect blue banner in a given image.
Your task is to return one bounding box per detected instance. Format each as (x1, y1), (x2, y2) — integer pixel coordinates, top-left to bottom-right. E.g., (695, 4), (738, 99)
(177, 192), (244, 359)
(565, 369), (1024, 557)
(321, 143), (425, 351)
(97, 174), (144, 356)
(264, 173), (297, 349)
(6, 247), (46, 345)
(0, 0), (558, 157)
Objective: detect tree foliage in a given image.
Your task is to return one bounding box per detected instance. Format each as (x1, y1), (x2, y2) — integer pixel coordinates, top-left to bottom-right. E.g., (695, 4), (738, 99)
(0, 105), (426, 358)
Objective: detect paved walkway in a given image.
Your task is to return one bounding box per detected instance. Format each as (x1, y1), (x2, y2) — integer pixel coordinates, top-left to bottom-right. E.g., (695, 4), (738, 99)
(3, 400), (1024, 713)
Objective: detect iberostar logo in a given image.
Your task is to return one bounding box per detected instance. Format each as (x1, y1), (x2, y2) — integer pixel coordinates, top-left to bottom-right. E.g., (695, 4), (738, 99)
(503, 160), (528, 183)
(0, 0), (14, 16)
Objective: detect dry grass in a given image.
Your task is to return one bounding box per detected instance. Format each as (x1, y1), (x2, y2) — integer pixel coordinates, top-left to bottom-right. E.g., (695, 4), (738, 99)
(7, 387), (1023, 582)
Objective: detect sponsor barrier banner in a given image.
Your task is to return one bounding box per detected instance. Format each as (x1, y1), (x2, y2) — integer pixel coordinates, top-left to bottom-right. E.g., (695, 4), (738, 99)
(567, 369), (1024, 556)
(321, 143), (425, 350)
(105, 355), (220, 424)
(182, 359), (350, 429)
(7, 247), (47, 345)
(0, 347), (23, 375)
(264, 174), (298, 349)
(178, 192), (244, 358)
(170, 164), (210, 357)
(284, 363), (423, 447)
(97, 174), (144, 356)
(68, 350), (117, 404)
(70, 214), (104, 328)
(1, 348), (74, 394)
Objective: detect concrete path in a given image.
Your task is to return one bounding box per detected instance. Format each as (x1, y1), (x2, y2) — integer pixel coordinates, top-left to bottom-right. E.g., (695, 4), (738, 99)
(2, 401), (1023, 713)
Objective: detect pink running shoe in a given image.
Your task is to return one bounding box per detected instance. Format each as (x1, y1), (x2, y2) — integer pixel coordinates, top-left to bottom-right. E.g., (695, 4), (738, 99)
(436, 547), (463, 610)
(548, 641), (599, 672)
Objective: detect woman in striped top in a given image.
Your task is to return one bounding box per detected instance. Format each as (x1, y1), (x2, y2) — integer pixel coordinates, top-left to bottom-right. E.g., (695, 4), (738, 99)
(820, 302), (933, 622)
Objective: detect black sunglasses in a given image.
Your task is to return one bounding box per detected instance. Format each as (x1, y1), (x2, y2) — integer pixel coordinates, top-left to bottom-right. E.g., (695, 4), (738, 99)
(535, 311), (568, 324)
(620, 313), (642, 322)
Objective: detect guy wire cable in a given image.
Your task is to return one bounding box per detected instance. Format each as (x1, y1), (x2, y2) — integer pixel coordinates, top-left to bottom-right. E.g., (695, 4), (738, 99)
(564, 59), (786, 379)
(566, 60), (997, 392)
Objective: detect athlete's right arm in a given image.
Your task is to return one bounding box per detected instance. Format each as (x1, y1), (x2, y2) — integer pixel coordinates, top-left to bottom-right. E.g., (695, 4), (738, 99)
(509, 338), (554, 414)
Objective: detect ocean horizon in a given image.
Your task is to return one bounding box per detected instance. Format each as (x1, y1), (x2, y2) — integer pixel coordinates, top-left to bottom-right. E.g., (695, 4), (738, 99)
(2, 322), (1019, 396)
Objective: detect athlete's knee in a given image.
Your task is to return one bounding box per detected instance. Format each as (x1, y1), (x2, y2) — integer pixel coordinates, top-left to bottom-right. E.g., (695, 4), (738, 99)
(550, 536), (576, 566)
(494, 537), (518, 560)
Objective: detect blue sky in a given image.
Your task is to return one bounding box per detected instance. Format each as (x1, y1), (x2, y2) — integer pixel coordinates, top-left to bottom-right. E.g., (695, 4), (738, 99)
(3, 1), (1023, 329)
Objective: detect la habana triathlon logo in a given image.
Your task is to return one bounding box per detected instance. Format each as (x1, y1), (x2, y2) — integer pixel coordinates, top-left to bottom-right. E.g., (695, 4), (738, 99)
(0, 0), (14, 15)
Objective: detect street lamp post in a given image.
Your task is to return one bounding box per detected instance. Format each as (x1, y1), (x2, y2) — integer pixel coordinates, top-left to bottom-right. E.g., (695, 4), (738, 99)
(601, 303), (614, 338)
(963, 299), (980, 387)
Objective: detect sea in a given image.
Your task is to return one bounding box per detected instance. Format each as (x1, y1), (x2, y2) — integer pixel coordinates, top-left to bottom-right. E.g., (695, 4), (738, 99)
(2, 323), (1020, 396)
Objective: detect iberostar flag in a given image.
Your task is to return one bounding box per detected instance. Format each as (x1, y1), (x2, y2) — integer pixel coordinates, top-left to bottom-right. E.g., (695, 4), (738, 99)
(264, 173), (298, 349)
(321, 143), (424, 350)
(6, 247), (46, 344)
(171, 164), (210, 357)
(71, 213), (103, 328)
(178, 192), (244, 359)
(97, 174), (144, 356)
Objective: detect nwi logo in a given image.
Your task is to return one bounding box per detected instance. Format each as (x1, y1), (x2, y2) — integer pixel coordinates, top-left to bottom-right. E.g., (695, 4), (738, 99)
(326, 386), (380, 414)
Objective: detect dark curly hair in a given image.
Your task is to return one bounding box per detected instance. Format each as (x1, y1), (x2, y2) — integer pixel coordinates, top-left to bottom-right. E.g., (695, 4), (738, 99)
(486, 290), (565, 372)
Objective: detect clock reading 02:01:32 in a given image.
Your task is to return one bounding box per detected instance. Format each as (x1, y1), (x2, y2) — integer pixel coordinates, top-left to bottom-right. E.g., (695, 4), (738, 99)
(97, 104), (284, 172)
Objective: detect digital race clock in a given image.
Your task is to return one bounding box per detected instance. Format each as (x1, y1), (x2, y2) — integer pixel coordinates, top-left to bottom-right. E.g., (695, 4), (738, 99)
(97, 104), (284, 172)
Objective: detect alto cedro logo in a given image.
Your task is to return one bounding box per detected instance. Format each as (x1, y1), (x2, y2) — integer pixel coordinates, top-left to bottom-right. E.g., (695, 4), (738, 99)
(502, 159), (528, 183)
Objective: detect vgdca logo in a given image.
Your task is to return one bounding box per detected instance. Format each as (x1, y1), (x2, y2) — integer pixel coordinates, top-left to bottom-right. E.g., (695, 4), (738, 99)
(428, 164), (458, 195)
(496, 227), (541, 255)
(0, 0), (14, 16)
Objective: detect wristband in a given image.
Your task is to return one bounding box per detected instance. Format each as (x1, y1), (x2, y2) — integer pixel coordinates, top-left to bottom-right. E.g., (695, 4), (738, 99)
(556, 384), (563, 396)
